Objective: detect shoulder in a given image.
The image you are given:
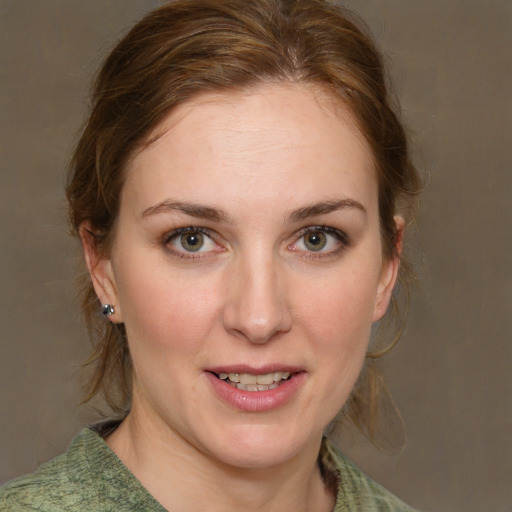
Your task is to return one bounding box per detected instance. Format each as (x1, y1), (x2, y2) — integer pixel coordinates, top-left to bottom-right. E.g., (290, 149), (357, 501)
(0, 429), (99, 511)
(1, 456), (70, 511)
(1, 426), (165, 512)
(322, 439), (418, 512)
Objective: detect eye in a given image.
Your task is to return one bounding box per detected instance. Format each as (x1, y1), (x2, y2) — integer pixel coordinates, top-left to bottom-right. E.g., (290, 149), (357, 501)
(290, 226), (348, 256)
(303, 231), (327, 251)
(165, 227), (219, 255)
(179, 231), (205, 252)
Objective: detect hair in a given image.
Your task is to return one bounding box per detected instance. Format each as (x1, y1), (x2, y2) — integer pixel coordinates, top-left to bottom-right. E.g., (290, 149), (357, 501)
(66, 0), (421, 445)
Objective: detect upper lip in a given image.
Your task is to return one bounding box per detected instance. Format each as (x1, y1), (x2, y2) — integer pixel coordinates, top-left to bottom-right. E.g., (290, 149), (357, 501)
(205, 364), (304, 375)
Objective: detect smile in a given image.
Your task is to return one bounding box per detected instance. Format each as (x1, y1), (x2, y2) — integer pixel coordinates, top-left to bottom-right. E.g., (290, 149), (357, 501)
(217, 371), (292, 391)
(206, 369), (306, 411)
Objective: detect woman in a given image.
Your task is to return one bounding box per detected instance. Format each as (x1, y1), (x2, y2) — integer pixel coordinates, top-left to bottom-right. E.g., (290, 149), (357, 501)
(1, 0), (421, 510)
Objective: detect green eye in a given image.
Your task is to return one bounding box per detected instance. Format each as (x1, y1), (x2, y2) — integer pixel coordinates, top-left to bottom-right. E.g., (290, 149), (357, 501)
(303, 231), (327, 251)
(180, 232), (204, 252)
(165, 227), (219, 258)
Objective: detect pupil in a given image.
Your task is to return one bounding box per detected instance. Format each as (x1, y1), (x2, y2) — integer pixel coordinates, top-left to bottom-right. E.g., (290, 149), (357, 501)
(309, 234), (321, 245)
(181, 232), (203, 252)
(305, 231), (326, 251)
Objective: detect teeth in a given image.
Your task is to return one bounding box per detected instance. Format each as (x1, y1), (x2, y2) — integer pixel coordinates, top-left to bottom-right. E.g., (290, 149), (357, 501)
(236, 383), (279, 391)
(218, 371), (293, 391)
(256, 373), (274, 385)
(239, 374), (257, 385)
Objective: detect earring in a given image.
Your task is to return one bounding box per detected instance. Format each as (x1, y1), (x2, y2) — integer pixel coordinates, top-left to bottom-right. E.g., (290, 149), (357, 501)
(102, 304), (115, 317)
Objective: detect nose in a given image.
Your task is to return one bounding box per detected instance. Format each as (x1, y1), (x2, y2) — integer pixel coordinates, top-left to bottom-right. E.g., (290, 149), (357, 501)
(222, 254), (292, 344)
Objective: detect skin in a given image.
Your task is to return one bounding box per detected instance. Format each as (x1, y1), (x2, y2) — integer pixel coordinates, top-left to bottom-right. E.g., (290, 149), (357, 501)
(82, 84), (401, 511)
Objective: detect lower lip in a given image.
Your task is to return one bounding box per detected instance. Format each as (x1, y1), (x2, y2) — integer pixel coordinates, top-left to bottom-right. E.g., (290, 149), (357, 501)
(205, 372), (306, 412)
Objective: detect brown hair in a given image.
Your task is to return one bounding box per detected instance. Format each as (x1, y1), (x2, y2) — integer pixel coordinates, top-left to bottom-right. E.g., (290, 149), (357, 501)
(67, 0), (420, 443)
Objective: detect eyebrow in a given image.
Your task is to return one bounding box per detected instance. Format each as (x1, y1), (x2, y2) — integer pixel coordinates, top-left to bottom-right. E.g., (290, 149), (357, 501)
(287, 199), (366, 223)
(141, 198), (366, 223)
(141, 200), (230, 223)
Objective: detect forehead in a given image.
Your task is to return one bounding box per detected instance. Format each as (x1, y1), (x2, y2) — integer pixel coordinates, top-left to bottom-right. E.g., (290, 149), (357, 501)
(123, 84), (377, 217)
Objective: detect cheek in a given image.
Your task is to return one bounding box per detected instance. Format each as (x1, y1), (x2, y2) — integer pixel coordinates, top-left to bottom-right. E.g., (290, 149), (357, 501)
(293, 266), (379, 348)
(114, 257), (221, 359)
(294, 271), (377, 411)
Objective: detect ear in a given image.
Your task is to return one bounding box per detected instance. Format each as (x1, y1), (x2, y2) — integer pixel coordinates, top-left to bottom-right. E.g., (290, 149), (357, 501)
(79, 222), (122, 323)
(372, 216), (404, 322)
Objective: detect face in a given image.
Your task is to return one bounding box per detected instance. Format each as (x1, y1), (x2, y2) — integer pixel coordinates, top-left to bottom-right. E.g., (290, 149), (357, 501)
(87, 84), (399, 469)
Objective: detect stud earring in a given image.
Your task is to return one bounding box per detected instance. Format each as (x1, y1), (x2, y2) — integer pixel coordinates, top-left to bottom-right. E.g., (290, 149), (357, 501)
(102, 304), (115, 317)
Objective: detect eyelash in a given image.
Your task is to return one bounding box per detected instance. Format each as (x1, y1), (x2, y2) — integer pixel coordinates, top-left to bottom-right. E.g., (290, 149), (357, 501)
(290, 225), (349, 260)
(162, 225), (349, 261)
(163, 227), (222, 261)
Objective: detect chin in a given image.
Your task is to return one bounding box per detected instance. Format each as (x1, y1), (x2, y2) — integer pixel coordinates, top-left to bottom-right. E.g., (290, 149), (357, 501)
(196, 422), (320, 470)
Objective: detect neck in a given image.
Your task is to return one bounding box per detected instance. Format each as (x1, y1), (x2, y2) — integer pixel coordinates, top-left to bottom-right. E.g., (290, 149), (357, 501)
(106, 404), (335, 512)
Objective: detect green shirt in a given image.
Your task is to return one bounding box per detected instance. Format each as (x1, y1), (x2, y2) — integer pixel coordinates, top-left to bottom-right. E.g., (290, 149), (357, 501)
(1, 427), (416, 511)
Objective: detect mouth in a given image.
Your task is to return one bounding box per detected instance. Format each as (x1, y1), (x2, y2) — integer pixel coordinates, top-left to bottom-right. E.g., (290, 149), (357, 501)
(213, 371), (294, 392)
(205, 367), (306, 411)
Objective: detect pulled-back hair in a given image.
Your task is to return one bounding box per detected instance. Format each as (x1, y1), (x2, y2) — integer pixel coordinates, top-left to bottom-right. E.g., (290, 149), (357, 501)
(67, 0), (420, 445)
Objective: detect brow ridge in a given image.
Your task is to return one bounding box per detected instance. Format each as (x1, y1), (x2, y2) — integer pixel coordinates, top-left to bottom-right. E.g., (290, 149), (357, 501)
(142, 198), (365, 224)
(287, 199), (366, 223)
(141, 200), (229, 222)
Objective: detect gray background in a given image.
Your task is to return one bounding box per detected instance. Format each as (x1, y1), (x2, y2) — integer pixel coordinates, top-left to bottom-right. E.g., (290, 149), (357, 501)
(1, 1), (510, 511)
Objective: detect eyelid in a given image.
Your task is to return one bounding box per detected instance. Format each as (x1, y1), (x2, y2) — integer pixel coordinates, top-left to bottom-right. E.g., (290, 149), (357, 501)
(289, 225), (349, 256)
(295, 225), (349, 244)
(163, 226), (224, 260)
(161, 224), (348, 261)
(163, 226), (215, 244)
